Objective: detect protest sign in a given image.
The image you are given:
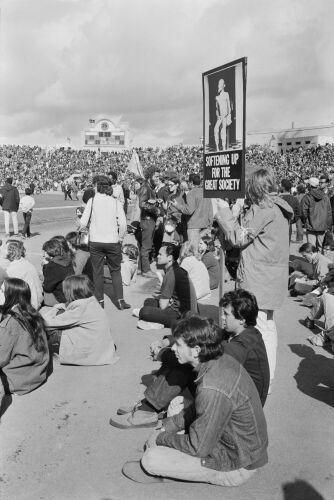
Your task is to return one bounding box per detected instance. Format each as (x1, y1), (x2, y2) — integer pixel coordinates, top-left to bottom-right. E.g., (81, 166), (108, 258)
(202, 57), (247, 199)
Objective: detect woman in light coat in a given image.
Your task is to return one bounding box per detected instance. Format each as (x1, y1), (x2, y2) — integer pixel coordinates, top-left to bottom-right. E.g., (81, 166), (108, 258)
(41, 275), (119, 366)
(6, 239), (43, 310)
(215, 169), (293, 386)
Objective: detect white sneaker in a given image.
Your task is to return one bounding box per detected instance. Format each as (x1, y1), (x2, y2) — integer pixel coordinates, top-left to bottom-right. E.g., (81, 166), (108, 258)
(137, 320), (164, 330)
(132, 308), (140, 318)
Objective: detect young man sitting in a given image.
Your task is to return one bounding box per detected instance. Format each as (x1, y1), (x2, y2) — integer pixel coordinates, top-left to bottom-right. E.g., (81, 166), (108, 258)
(109, 289), (269, 429)
(121, 315), (268, 485)
(133, 243), (196, 330)
(290, 243), (331, 296)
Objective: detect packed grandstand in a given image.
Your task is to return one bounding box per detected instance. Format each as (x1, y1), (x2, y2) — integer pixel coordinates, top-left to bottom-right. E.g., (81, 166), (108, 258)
(1, 142), (334, 191)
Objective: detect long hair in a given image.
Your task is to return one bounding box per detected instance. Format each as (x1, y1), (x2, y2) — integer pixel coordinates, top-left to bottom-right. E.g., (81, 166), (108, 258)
(62, 274), (94, 304)
(1, 278), (47, 353)
(200, 235), (215, 254)
(179, 241), (198, 261)
(245, 169), (277, 207)
(42, 236), (70, 258)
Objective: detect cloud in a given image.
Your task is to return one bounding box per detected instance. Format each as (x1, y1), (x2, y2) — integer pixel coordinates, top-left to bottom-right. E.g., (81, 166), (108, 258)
(0, 0), (334, 147)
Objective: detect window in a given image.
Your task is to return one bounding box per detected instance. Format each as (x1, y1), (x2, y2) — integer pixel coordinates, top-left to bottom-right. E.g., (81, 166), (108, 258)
(99, 132), (103, 137)
(296, 141), (301, 145)
(305, 141), (311, 144)
(277, 142), (282, 146)
(95, 140), (100, 145)
(287, 142), (292, 146)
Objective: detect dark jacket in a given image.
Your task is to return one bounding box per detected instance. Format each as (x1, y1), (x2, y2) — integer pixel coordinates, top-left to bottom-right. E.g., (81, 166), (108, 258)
(0, 311), (49, 395)
(201, 252), (220, 290)
(164, 323), (269, 405)
(223, 327), (270, 406)
(156, 354), (268, 472)
(1, 183), (20, 212)
(43, 255), (74, 303)
(137, 181), (158, 220)
(301, 189), (332, 232)
(280, 193), (300, 223)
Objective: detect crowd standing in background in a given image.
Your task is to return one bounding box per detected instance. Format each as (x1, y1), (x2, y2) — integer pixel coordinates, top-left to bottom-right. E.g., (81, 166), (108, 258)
(1, 141), (334, 488)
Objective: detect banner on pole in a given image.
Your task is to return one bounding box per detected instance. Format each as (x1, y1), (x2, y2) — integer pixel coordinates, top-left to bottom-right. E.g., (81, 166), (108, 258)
(127, 149), (144, 178)
(202, 57), (247, 199)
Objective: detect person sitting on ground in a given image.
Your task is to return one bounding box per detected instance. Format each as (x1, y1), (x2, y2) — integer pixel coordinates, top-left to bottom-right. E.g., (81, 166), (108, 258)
(180, 241), (211, 301)
(162, 216), (182, 246)
(42, 237), (74, 305)
(109, 289), (269, 430)
(133, 244), (196, 330)
(290, 243), (331, 295)
(0, 278), (49, 414)
(121, 244), (138, 286)
(121, 315), (268, 486)
(41, 275), (119, 366)
(65, 231), (92, 279)
(75, 206), (85, 229)
(303, 273), (334, 347)
(6, 239), (43, 310)
(198, 235), (220, 290)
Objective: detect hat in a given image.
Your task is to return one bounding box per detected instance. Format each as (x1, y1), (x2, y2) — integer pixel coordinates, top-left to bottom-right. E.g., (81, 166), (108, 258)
(308, 177), (319, 188)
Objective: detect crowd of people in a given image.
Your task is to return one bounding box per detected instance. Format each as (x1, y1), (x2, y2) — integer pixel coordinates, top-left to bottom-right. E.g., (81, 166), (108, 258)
(3, 142), (334, 194)
(1, 142), (333, 489)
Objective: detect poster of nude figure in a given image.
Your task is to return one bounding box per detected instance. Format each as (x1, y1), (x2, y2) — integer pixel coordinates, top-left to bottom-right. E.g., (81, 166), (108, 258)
(202, 57), (247, 199)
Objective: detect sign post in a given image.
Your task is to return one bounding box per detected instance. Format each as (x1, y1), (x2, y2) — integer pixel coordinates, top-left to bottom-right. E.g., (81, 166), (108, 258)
(202, 57), (247, 325)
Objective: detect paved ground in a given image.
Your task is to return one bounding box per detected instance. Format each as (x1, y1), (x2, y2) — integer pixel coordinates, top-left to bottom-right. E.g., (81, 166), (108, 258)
(0, 210), (333, 500)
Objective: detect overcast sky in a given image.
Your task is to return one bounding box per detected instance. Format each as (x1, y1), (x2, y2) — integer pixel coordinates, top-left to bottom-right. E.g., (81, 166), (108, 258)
(1, 0), (334, 148)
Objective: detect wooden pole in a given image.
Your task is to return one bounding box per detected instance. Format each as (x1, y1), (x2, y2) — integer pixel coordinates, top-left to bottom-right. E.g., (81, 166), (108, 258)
(219, 246), (225, 328)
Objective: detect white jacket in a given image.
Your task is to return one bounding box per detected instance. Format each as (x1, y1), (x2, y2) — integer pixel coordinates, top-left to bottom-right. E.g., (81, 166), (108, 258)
(80, 193), (126, 243)
(7, 258), (43, 309)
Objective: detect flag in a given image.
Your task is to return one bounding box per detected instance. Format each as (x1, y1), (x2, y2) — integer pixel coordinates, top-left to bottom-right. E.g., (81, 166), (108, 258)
(127, 149), (144, 178)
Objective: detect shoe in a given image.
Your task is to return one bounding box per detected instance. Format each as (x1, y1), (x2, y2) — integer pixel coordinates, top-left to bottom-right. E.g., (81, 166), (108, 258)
(117, 299), (131, 310)
(290, 289), (299, 297)
(117, 403), (165, 419)
(109, 409), (158, 429)
(117, 401), (141, 415)
(137, 320), (164, 330)
(122, 461), (164, 483)
(304, 317), (315, 329)
(141, 271), (157, 279)
(307, 332), (326, 346)
(132, 308), (141, 318)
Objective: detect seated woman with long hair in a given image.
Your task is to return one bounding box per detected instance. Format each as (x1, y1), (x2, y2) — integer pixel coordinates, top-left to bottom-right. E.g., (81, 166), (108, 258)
(41, 274), (119, 366)
(0, 278), (49, 412)
(198, 235), (220, 290)
(179, 241), (211, 301)
(42, 236), (74, 305)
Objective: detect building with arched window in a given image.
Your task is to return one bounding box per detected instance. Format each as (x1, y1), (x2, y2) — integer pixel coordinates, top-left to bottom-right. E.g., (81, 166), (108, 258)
(83, 116), (130, 151)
